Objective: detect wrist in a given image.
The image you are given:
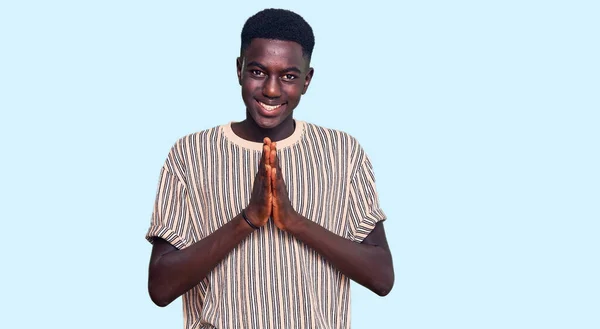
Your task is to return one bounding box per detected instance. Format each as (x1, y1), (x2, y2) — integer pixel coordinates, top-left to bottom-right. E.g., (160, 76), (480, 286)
(241, 208), (260, 230)
(284, 210), (306, 233)
(235, 212), (258, 236)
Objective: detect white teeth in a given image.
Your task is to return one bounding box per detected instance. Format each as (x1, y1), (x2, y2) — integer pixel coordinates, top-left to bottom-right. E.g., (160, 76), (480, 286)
(259, 102), (282, 111)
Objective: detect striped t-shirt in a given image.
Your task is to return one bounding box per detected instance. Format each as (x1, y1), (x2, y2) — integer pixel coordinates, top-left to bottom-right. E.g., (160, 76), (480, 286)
(146, 120), (386, 329)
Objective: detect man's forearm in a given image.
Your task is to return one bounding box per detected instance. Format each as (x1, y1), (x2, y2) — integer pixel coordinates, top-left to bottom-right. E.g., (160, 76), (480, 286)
(148, 213), (255, 306)
(285, 215), (394, 296)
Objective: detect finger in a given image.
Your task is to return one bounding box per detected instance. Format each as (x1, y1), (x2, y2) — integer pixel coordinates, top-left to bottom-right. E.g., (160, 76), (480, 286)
(276, 167), (285, 196)
(271, 141), (277, 154)
(271, 168), (279, 210)
(261, 144), (270, 168)
(270, 149), (276, 167)
(271, 167), (277, 196)
(263, 165), (271, 196)
(266, 145), (272, 167)
(270, 144), (276, 164)
(265, 164), (272, 188)
(263, 137), (271, 147)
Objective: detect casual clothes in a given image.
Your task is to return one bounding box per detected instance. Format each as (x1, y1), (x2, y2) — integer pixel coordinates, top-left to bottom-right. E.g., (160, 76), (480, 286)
(146, 120), (386, 329)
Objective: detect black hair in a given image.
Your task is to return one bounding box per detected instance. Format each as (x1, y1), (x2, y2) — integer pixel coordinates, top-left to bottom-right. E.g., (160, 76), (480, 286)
(240, 8), (315, 59)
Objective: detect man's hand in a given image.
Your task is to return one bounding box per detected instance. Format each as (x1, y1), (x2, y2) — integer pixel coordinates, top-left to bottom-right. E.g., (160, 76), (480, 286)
(269, 142), (300, 231)
(244, 137), (274, 228)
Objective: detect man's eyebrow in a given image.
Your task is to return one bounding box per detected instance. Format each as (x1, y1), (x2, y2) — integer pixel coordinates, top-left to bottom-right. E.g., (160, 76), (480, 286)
(246, 61), (268, 71)
(246, 61), (302, 74)
(282, 66), (302, 74)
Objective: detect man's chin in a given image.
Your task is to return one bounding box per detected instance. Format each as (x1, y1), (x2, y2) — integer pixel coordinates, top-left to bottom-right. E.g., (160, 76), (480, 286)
(250, 113), (290, 130)
(254, 119), (282, 130)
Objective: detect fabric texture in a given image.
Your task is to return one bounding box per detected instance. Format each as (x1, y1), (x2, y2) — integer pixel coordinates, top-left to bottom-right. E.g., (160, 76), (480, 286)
(146, 120), (386, 329)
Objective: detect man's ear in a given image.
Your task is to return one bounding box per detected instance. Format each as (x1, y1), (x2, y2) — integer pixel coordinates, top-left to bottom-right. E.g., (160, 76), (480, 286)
(302, 67), (314, 95)
(236, 57), (243, 86)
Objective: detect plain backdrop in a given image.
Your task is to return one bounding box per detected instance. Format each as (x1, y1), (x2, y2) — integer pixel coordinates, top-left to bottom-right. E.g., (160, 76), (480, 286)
(1, 1), (598, 328)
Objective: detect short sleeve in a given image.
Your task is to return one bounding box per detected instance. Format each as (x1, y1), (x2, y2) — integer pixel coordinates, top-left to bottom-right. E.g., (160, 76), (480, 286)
(346, 152), (387, 243)
(145, 165), (191, 249)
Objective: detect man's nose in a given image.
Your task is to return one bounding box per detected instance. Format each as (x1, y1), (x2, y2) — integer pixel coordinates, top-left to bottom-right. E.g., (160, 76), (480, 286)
(262, 76), (281, 98)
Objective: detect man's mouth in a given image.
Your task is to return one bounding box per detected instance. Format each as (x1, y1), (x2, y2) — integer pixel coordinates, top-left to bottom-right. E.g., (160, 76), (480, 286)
(257, 100), (285, 112)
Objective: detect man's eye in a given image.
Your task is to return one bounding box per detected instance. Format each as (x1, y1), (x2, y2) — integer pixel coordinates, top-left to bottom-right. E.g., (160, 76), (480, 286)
(283, 74), (297, 81)
(251, 70), (265, 77)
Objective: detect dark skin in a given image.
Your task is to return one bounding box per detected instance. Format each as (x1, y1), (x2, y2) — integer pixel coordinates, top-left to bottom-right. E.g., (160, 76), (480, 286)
(148, 38), (394, 307)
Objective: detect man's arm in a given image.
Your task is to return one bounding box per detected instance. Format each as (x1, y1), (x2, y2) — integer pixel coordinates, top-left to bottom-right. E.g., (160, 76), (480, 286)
(270, 149), (394, 296)
(148, 214), (255, 307)
(148, 141), (275, 307)
(279, 213), (394, 296)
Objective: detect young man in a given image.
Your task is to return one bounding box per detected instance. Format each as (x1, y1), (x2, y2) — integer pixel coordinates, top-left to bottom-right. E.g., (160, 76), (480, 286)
(146, 8), (394, 329)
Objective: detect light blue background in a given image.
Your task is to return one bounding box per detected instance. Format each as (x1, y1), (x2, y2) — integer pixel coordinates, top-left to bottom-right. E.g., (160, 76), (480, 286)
(1, 1), (598, 328)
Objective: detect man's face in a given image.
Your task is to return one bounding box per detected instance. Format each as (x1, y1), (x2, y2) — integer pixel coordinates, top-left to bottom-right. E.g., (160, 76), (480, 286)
(237, 38), (314, 129)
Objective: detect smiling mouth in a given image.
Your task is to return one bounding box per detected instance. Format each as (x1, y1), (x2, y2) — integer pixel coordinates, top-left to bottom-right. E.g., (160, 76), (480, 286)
(257, 100), (285, 112)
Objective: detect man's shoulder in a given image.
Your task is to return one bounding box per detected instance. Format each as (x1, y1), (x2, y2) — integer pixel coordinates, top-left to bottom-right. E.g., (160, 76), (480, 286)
(302, 121), (361, 147)
(166, 124), (230, 154)
(163, 124), (225, 162)
(301, 121), (366, 157)
(174, 124), (223, 144)
(301, 121), (370, 165)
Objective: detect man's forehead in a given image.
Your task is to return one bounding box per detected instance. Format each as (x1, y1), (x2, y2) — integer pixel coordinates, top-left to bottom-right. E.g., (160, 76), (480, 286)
(243, 38), (308, 67)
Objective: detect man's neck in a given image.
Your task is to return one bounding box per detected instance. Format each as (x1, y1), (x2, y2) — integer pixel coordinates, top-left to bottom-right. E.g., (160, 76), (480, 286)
(232, 114), (296, 143)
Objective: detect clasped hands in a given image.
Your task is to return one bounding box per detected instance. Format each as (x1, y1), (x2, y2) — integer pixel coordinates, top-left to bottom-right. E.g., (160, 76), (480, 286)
(244, 137), (298, 231)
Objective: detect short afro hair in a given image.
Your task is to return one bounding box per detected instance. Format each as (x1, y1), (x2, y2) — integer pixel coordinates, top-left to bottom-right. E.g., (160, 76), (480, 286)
(241, 9), (315, 59)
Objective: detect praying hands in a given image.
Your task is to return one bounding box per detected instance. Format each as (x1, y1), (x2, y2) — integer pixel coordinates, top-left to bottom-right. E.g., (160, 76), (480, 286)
(244, 137), (298, 231)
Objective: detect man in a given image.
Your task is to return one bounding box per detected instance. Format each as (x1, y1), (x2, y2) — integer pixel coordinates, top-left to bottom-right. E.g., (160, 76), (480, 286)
(146, 8), (394, 329)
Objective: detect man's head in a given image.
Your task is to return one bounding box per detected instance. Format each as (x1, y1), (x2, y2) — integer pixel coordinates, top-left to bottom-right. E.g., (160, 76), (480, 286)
(237, 9), (315, 130)
(240, 8), (315, 61)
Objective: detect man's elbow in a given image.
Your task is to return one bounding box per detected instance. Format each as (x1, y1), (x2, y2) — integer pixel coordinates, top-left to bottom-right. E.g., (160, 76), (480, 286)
(372, 266), (395, 297)
(149, 292), (171, 307)
(372, 278), (394, 296)
(148, 279), (173, 307)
